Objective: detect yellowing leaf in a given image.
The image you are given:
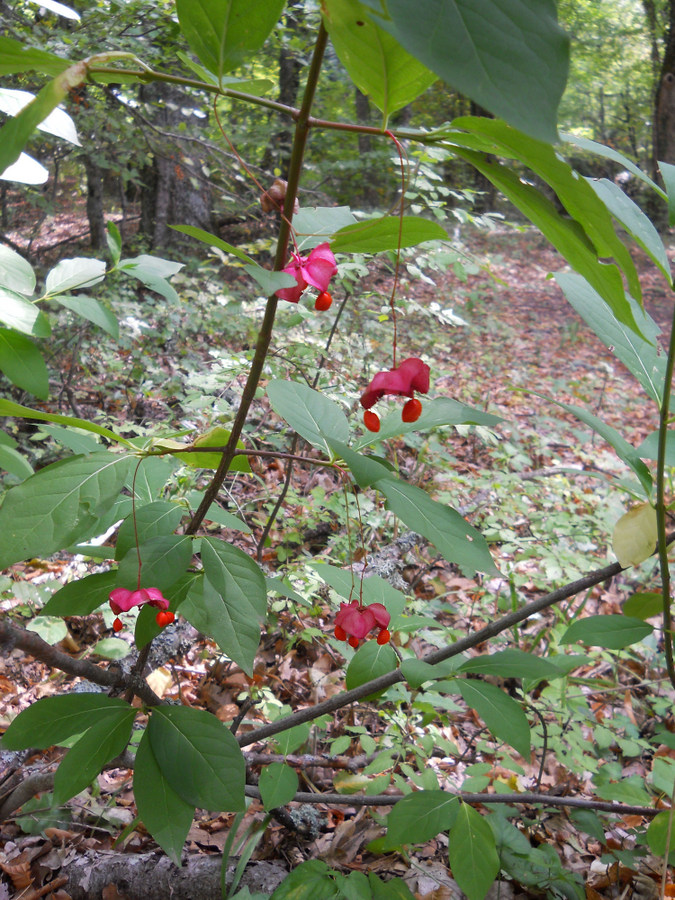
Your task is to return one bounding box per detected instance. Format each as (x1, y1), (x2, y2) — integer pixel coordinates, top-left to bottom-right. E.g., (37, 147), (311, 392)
(612, 503), (657, 567)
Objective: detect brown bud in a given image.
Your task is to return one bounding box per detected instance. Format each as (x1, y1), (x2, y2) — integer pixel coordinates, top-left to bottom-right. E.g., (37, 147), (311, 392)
(260, 178), (299, 214)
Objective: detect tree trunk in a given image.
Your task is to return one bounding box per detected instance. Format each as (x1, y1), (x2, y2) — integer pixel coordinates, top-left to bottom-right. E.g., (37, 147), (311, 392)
(653, 0), (675, 168)
(259, 1), (304, 175)
(82, 155), (106, 250)
(138, 83), (214, 250)
(57, 850), (287, 900)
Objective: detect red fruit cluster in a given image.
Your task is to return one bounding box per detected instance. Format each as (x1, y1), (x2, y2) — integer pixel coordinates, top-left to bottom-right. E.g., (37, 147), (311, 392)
(333, 600), (391, 648)
(360, 357), (430, 432)
(109, 586), (173, 633)
(156, 610), (175, 628)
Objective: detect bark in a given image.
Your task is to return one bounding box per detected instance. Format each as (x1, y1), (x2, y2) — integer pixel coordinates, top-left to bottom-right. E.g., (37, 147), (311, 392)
(58, 851), (287, 900)
(355, 89), (372, 156)
(82, 156), (106, 250)
(138, 83), (213, 250)
(654, 0), (675, 168)
(468, 101), (496, 211)
(259, 1), (304, 174)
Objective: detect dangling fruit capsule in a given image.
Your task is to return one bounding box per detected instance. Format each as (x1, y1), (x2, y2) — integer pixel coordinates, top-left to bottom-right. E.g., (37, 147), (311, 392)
(113, 617), (124, 633)
(363, 410), (380, 433)
(401, 398), (422, 423)
(314, 291), (333, 311)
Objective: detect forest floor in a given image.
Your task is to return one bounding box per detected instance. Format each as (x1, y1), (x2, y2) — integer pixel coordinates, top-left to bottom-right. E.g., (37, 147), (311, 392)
(0, 220), (673, 900)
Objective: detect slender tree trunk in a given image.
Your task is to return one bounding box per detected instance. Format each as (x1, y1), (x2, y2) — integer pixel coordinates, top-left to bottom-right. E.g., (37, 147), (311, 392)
(82, 155), (106, 249)
(654, 0), (675, 166)
(138, 83), (213, 250)
(259, 1), (303, 174)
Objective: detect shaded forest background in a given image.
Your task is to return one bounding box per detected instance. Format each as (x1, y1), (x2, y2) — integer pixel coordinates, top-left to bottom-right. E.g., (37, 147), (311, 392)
(2, 0), (675, 257)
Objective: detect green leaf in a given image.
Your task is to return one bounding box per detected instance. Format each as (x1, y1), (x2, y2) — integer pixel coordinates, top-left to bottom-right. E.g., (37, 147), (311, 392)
(53, 708), (135, 805)
(92, 637), (131, 659)
(0, 399), (135, 447)
(1, 693), (132, 750)
(400, 658), (461, 689)
(459, 649), (559, 682)
(269, 861), (339, 900)
(39, 424), (100, 455)
(115, 501), (185, 561)
(561, 615), (653, 650)
(0, 443), (33, 480)
(450, 146), (645, 337)
(638, 431), (675, 464)
(532, 394), (652, 497)
(327, 439), (393, 489)
(646, 811), (675, 857)
(561, 132), (665, 200)
(45, 258), (106, 294)
(612, 503), (658, 567)
(322, 0), (436, 126)
(244, 264), (296, 296)
(52, 295), (119, 339)
(457, 679), (530, 758)
(346, 641), (398, 693)
(555, 273), (663, 405)
(267, 381), (349, 453)
(448, 804), (500, 900)
(0, 245), (36, 295)
(622, 591), (663, 620)
(176, 0), (285, 81)
(126, 456), (177, 503)
(588, 178), (671, 285)
(659, 161), (675, 226)
(0, 87), (79, 145)
(116, 535), (193, 591)
(169, 225), (256, 264)
(356, 398), (503, 447)
(0, 61), (87, 174)
(368, 874), (416, 900)
(274, 723), (310, 756)
(372, 0), (568, 142)
(170, 426), (251, 472)
(26, 616), (67, 645)
(375, 477), (497, 576)
(331, 215), (446, 253)
(181, 537), (266, 674)
(449, 117), (642, 302)
(0, 452), (132, 568)
(0, 289), (49, 336)
(0, 328), (48, 398)
(134, 730), (194, 867)
(384, 791), (459, 848)
(148, 705), (246, 812)
(0, 37), (72, 77)
(106, 221), (122, 266)
(293, 206), (357, 251)
(258, 763), (299, 810)
(118, 255), (183, 303)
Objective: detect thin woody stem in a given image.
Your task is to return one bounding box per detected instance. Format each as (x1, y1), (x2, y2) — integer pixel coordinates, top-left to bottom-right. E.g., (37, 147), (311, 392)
(656, 300), (675, 689)
(185, 21), (329, 537)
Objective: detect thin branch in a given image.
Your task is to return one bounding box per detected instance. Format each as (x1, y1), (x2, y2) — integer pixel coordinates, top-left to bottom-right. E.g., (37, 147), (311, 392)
(237, 557), (627, 747)
(242, 785), (662, 817)
(185, 21), (329, 537)
(0, 620), (160, 707)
